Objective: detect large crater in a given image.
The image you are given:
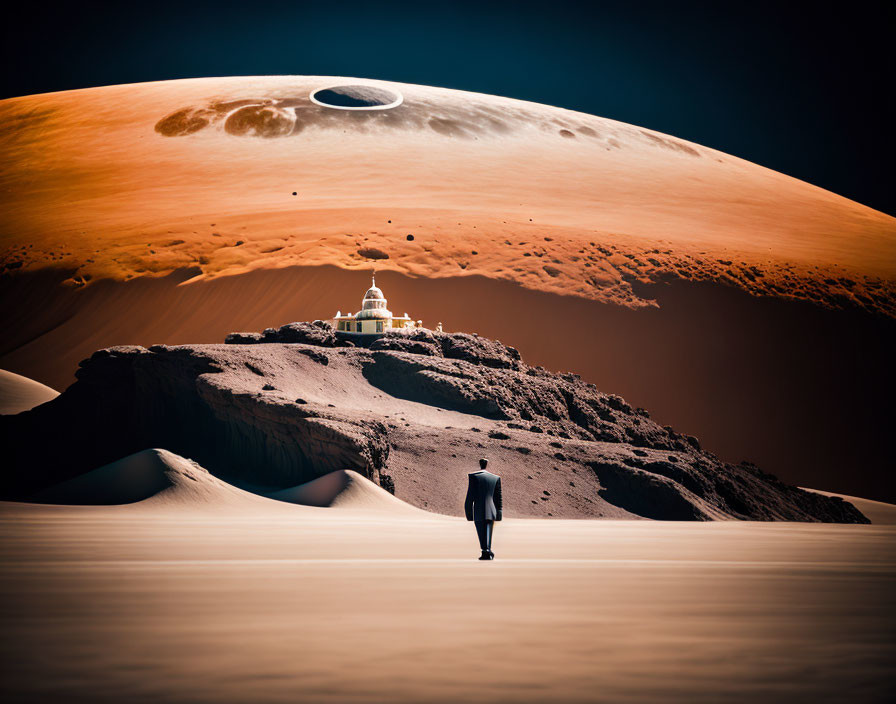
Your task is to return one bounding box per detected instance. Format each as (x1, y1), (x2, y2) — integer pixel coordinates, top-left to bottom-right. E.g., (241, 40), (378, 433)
(309, 85), (403, 110)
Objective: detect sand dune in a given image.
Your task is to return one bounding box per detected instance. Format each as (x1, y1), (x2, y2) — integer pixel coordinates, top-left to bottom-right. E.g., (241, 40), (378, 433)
(0, 369), (58, 414)
(267, 469), (425, 514)
(803, 488), (896, 525)
(33, 447), (429, 517)
(34, 448), (273, 508)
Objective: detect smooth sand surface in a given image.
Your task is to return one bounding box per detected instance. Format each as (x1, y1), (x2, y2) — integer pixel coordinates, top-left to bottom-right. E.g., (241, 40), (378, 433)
(0, 369), (58, 414)
(1, 498), (893, 703)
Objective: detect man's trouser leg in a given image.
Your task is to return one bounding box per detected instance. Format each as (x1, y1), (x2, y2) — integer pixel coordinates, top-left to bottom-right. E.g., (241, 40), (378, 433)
(475, 520), (494, 551)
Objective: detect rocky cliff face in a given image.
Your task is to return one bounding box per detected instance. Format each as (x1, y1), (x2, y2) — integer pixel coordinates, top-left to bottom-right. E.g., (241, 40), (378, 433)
(1, 323), (867, 522)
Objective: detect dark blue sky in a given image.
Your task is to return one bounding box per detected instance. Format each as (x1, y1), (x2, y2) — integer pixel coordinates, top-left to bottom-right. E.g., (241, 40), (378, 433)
(2, 0), (893, 214)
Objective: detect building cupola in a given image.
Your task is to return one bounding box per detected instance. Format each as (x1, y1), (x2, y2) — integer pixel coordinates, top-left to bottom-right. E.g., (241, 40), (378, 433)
(357, 274), (392, 320)
(330, 271), (416, 337)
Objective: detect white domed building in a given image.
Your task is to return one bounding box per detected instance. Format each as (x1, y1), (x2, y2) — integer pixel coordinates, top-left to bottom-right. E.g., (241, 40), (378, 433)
(331, 275), (417, 338)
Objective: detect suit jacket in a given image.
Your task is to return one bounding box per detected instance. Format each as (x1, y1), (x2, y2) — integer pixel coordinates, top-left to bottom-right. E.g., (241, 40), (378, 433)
(465, 470), (502, 522)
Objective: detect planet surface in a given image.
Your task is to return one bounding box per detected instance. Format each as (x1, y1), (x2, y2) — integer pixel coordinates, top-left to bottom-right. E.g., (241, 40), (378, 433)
(1, 76), (894, 499)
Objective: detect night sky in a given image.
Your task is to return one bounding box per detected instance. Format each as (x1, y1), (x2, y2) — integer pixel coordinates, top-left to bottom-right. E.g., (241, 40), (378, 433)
(2, 1), (893, 215)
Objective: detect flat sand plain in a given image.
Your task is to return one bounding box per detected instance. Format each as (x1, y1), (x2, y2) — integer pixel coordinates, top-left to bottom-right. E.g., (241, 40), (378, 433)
(1, 500), (893, 703)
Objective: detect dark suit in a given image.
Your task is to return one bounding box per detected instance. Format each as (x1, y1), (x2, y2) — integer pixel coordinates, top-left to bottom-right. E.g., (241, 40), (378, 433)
(465, 471), (502, 553)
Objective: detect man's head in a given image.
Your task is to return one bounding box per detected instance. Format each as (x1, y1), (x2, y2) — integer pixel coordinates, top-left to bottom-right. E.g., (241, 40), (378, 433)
(479, 458), (488, 470)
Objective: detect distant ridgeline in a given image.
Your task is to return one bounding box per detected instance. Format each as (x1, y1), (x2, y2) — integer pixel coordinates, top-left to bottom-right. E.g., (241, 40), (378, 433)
(0, 321), (868, 523)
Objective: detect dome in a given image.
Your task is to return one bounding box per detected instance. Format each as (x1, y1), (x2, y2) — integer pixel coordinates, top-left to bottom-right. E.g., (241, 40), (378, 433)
(364, 286), (385, 300)
(355, 274), (392, 319)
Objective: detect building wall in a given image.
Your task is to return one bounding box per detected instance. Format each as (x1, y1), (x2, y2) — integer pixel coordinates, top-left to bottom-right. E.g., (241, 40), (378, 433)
(334, 317), (413, 333)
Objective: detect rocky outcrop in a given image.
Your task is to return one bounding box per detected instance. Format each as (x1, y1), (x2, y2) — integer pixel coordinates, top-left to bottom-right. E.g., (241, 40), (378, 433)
(231, 323), (525, 369)
(226, 320), (339, 347)
(370, 330), (442, 357)
(1, 343), (390, 496)
(0, 326), (869, 523)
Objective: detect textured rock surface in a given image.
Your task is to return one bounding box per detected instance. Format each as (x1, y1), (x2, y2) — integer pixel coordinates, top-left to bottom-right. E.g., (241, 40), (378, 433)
(227, 320), (339, 347)
(0, 327), (868, 522)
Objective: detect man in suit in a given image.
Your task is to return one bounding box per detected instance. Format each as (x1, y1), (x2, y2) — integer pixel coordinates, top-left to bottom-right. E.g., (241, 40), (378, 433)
(464, 458), (502, 560)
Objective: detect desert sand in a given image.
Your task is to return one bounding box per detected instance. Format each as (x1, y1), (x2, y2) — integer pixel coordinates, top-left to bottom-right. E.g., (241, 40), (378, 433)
(267, 469), (426, 513)
(36, 446), (423, 514)
(1, 77), (894, 501)
(0, 369), (58, 415)
(804, 489), (896, 526)
(1, 452), (893, 703)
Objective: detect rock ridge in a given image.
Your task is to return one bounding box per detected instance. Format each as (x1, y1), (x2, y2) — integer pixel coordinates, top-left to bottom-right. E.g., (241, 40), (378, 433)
(0, 323), (868, 522)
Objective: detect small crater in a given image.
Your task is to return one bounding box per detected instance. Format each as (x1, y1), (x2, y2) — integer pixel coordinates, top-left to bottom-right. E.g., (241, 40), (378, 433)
(558, 129), (576, 139)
